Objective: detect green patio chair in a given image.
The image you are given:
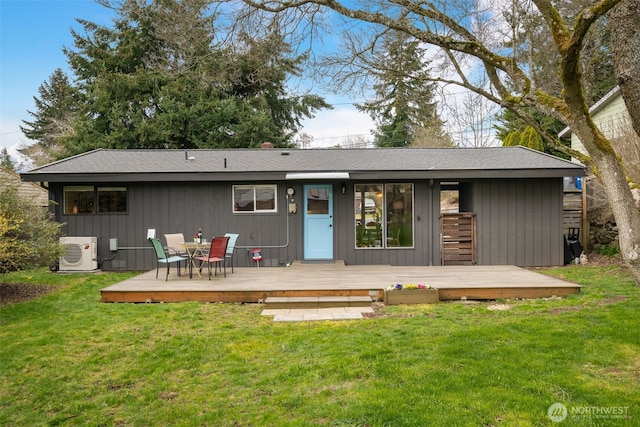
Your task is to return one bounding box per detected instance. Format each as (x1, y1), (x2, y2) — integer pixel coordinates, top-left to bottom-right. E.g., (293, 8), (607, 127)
(223, 233), (239, 273)
(149, 238), (187, 281)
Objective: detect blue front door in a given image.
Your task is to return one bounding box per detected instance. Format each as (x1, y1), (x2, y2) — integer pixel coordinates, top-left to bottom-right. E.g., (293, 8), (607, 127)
(303, 184), (333, 259)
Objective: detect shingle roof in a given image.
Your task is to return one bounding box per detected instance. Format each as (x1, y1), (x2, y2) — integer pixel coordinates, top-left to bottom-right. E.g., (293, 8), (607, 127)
(21, 146), (584, 182)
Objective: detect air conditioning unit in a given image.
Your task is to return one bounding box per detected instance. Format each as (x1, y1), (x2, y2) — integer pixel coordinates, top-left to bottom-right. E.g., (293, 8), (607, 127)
(59, 237), (98, 271)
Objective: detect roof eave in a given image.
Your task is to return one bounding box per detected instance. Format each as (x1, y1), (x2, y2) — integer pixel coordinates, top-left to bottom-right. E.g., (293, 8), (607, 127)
(21, 167), (585, 183)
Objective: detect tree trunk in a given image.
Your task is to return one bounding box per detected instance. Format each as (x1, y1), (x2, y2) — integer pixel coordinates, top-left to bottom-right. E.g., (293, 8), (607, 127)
(591, 151), (640, 284)
(557, 0), (640, 285)
(611, 0), (640, 137)
(607, 0), (640, 284)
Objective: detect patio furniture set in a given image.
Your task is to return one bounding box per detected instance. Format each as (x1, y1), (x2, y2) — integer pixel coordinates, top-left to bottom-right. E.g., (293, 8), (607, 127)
(149, 233), (239, 281)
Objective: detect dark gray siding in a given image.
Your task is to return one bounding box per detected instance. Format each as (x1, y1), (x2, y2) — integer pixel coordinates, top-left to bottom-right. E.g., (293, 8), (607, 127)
(464, 178), (564, 266)
(52, 177), (564, 270)
(53, 181), (301, 271)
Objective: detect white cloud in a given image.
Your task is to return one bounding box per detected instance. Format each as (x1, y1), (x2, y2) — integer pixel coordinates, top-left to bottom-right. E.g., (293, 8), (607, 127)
(299, 107), (374, 148)
(0, 118), (32, 163)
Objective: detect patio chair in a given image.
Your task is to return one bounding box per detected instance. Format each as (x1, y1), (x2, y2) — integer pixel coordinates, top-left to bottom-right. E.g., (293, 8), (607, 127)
(194, 236), (229, 279)
(164, 233), (188, 257)
(150, 238), (188, 281)
(223, 233), (239, 273)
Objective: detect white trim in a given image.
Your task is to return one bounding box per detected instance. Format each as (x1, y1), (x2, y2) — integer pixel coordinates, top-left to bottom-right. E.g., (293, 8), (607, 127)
(232, 184), (278, 213)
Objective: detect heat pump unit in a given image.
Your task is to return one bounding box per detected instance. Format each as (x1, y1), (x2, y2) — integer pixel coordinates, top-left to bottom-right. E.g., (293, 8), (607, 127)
(59, 237), (98, 271)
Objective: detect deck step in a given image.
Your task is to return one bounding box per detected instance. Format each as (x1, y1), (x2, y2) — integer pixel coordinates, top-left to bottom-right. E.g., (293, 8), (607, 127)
(264, 296), (373, 309)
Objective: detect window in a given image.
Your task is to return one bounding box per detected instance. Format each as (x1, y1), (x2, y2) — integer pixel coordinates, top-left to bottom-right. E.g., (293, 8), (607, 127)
(306, 187), (330, 214)
(64, 186), (94, 214)
(97, 187), (127, 213)
(64, 186), (127, 214)
(386, 184), (413, 248)
(355, 183), (413, 248)
(233, 185), (277, 213)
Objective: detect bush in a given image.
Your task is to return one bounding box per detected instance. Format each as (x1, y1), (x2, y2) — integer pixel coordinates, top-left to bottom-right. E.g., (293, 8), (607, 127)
(0, 183), (64, 273)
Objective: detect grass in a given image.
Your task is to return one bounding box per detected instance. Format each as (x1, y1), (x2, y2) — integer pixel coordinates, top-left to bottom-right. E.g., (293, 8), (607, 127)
(1, 266), (639, 426)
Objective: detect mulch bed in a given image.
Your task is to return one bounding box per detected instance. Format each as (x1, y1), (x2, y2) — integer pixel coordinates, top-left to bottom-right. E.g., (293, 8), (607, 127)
(0, 283), (58, 305)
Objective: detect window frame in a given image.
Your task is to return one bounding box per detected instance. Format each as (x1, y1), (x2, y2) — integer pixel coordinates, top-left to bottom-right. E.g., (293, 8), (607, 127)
(63, 185), (128, 215)
(354, 183), (414, 249)
(232, 184), (278, 213)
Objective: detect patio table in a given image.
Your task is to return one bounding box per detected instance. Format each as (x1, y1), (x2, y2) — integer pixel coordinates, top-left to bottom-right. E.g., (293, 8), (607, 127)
(183, 242), (209, 278)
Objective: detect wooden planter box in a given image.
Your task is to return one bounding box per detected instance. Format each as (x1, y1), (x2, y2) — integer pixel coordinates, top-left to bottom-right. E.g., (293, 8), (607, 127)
(384, 289), (439, 305)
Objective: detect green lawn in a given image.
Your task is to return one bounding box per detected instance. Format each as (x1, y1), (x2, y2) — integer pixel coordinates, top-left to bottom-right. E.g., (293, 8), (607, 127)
(1, 266), (638, 426)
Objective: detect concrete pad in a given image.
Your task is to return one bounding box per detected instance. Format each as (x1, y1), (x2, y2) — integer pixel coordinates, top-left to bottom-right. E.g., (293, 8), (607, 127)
(332, 312), (364, 320)
(301, 313), (334, 321)
(273, 314), (305, 322)
(289, 308), (317, 315)
(261, 309), (289, 316)
(345, 306), (374, 313)
(265, 306), (369, 322)
(317, 307), (346, 314)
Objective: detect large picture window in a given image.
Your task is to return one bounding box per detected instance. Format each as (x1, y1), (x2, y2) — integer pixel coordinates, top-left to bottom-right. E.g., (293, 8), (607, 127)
(355, 183), (413, 248)
(64, 186), (127, 214)
(233, 185), (277, 213)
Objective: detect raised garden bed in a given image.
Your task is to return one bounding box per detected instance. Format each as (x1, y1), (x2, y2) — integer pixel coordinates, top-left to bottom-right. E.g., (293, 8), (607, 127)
(384, 287), (439, 305)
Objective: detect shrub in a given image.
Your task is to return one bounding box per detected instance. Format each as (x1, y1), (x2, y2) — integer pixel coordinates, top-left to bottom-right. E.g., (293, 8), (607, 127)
(593, 244), (620, 257)
(0, 183), (64, 273)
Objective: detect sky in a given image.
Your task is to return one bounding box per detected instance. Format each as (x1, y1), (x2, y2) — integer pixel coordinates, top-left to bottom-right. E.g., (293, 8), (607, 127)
(0, 0), (375, 165)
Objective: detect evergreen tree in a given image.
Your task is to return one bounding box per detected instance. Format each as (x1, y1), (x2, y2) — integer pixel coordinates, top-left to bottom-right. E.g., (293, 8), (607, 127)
(0, 149), (14, 171)
(55, 0), (328, 157)
(19, 69), (77, 165)
(495, 108), (569, 158)
(502, 126), (544, 151)
(355, 31), (445, 148)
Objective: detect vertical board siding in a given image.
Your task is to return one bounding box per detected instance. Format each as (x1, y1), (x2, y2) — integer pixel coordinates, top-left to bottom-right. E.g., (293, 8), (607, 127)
(55, 181), (298, 271)
(53, 177), (564, 270)
(470, 178), (563, 266)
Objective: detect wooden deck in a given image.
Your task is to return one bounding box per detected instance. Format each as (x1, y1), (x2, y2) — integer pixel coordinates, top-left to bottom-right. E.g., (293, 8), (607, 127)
(100, 262), (581, 303)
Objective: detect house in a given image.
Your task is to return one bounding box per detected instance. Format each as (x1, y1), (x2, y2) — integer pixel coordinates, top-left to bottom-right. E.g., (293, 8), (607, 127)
(558, 86), (640, 245)
(20, 146), (584, 271)
(559, 86), (633, 158)
(1, 166), (49, 207)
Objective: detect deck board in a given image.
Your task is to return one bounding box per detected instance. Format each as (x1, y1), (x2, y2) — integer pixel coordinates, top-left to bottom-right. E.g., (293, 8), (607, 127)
(100, 263), (580, 303)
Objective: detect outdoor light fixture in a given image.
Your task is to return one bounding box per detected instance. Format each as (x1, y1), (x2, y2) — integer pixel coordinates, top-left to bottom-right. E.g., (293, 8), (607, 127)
(341, 182), (346, 194)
